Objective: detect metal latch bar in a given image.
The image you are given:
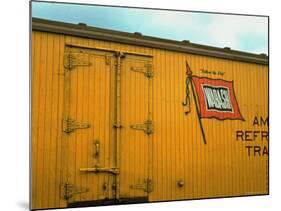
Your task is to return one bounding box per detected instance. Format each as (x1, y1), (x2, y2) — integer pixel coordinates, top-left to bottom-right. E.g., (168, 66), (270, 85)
(80, 167), (119, 175)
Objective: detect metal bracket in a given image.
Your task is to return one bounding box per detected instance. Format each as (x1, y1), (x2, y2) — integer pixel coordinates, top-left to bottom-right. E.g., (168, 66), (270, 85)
(113, 123), (123, 128)
(60, 182), (89, 200)
(64, 53), (92, 70)
(130, 119), (154, 135)
(130, 178), (153, 193)
(80, 167), (119, 175)
(130, 64), (153, 78)
(62, 118), (90, 133)
(105, 55), (110, 65)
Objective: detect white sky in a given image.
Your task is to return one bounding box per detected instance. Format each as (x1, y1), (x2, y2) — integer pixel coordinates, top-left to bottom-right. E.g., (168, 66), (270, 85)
(32, 1), (268, 54)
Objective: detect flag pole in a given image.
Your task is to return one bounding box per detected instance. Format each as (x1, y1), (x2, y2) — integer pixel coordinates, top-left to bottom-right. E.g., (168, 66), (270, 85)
(186, 62), (207, 145)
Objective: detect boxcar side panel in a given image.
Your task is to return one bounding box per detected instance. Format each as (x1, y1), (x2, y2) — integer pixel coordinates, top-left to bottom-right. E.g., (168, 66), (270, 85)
(32, 31), (66, 209)
(32, 30), (268, 209)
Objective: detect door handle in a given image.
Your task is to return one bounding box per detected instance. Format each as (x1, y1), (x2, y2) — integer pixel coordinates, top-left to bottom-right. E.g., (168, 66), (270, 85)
(94, 140), (100, 159)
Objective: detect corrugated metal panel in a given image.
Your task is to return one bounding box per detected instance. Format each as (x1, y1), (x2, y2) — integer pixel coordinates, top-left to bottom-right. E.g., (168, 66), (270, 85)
(32, 30), (268, 209)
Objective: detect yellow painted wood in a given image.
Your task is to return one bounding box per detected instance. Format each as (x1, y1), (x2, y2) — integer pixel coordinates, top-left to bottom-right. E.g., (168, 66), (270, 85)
(63, 46), (114, 203)
(119, 54), (152, 198)
(32, 30), (268, 209)
(32, 31), (67, 209)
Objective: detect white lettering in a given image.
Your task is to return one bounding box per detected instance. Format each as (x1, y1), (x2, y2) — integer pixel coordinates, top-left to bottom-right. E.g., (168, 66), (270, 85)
(203, 85), (233, 112)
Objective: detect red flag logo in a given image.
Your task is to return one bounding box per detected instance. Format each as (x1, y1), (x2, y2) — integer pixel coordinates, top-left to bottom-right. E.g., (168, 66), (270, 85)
(192, 76), (244, 120)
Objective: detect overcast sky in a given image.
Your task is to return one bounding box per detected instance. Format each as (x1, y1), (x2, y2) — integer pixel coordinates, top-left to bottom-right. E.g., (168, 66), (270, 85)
(32, 1), (268, 54)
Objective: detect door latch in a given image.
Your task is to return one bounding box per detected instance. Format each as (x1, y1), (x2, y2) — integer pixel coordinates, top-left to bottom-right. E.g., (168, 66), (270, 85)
(94, 140), (100, 159)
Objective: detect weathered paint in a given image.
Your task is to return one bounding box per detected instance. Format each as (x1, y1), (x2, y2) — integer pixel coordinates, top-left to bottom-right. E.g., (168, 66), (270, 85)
(31, 28), (268, 210)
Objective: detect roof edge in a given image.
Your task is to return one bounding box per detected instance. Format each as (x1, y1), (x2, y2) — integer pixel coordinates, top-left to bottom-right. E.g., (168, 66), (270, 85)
(32, 18), (268, 65)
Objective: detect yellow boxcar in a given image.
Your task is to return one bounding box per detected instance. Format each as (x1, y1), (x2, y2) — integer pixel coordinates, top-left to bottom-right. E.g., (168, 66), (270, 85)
(31, 18), (269, 210)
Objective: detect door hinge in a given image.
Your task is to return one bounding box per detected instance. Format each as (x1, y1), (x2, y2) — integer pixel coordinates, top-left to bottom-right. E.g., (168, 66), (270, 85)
(80, 166), (119, 175)
(64, 52), (92, 70)
(130, 119), (154, 135)
(130, 178), (153, 193)
(62, 118), (91, 133)
(130, 64), (153, 78)
(105, 55), (110, 65)
(60, 182), (89, 200)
